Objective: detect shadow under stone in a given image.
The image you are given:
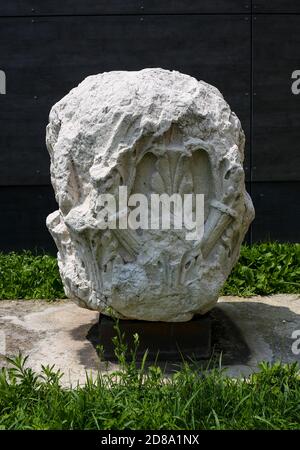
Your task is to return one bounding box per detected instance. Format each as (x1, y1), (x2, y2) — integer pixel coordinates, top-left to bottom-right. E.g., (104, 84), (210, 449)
(210, 306), (251, 365)
(82, 306), (251, 372)
(70, 322), (103, 371)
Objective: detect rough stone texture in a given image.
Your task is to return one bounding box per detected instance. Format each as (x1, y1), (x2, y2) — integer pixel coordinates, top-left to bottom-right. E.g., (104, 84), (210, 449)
(1, 296), (299, 386)
(46, 68), (254, 321)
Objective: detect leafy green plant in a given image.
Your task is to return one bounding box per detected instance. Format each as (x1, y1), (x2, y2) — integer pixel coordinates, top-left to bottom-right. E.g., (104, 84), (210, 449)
(0, 251), (65, 299)
(223, 242), (300, 296)
(0, 345), (299, 430)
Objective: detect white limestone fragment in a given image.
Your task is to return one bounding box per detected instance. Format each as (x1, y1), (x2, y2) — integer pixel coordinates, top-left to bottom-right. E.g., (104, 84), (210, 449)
(46, 68), (254, 322)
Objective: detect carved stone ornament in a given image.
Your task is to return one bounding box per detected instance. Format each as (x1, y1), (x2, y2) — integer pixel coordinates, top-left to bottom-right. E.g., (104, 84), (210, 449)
(46, 68), (254, 322)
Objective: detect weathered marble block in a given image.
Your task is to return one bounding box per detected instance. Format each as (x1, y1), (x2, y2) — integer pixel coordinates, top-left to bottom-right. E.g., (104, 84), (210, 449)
(46, 68), (254, 322)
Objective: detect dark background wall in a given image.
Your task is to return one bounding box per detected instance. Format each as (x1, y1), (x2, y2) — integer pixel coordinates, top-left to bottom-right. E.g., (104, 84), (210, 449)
(0, 1), (299, 253)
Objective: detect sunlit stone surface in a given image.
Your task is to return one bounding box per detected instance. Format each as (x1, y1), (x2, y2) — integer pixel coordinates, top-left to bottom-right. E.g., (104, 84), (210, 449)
(46, 68), (254, 321)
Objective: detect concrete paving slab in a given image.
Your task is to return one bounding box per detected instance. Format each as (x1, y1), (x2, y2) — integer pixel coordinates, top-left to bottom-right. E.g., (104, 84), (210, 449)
(0, 295), (299, 385)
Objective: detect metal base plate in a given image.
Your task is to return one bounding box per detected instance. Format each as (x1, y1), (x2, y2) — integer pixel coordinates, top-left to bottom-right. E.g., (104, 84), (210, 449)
(98, 314), (211, 361)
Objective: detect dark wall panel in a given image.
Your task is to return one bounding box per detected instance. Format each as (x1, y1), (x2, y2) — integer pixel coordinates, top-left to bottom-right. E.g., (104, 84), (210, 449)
(0, 15), (250, 186)
(0, 1), (250, 16)
(0, 186), (57, 253)
(254, 1), (300, 13)
(0, 7), (299, 247)
(251, 182), (300, 242)
(253, 15), (300, 182)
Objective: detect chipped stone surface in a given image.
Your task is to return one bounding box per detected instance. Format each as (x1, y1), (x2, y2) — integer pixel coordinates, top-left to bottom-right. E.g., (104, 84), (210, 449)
(46, 68), (254, 321)
(0, 296), (299, 385)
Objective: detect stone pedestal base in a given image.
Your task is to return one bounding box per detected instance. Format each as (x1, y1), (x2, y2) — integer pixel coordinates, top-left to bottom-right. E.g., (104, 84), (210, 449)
(98, 314), (211, 361)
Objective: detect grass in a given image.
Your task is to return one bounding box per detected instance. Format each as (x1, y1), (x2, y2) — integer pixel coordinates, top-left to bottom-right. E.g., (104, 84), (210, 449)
(0, 351), (299, 430)
(0, 243), (299, 299)
(222, 242), (300, 296)
(0, 251), (65, 299)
